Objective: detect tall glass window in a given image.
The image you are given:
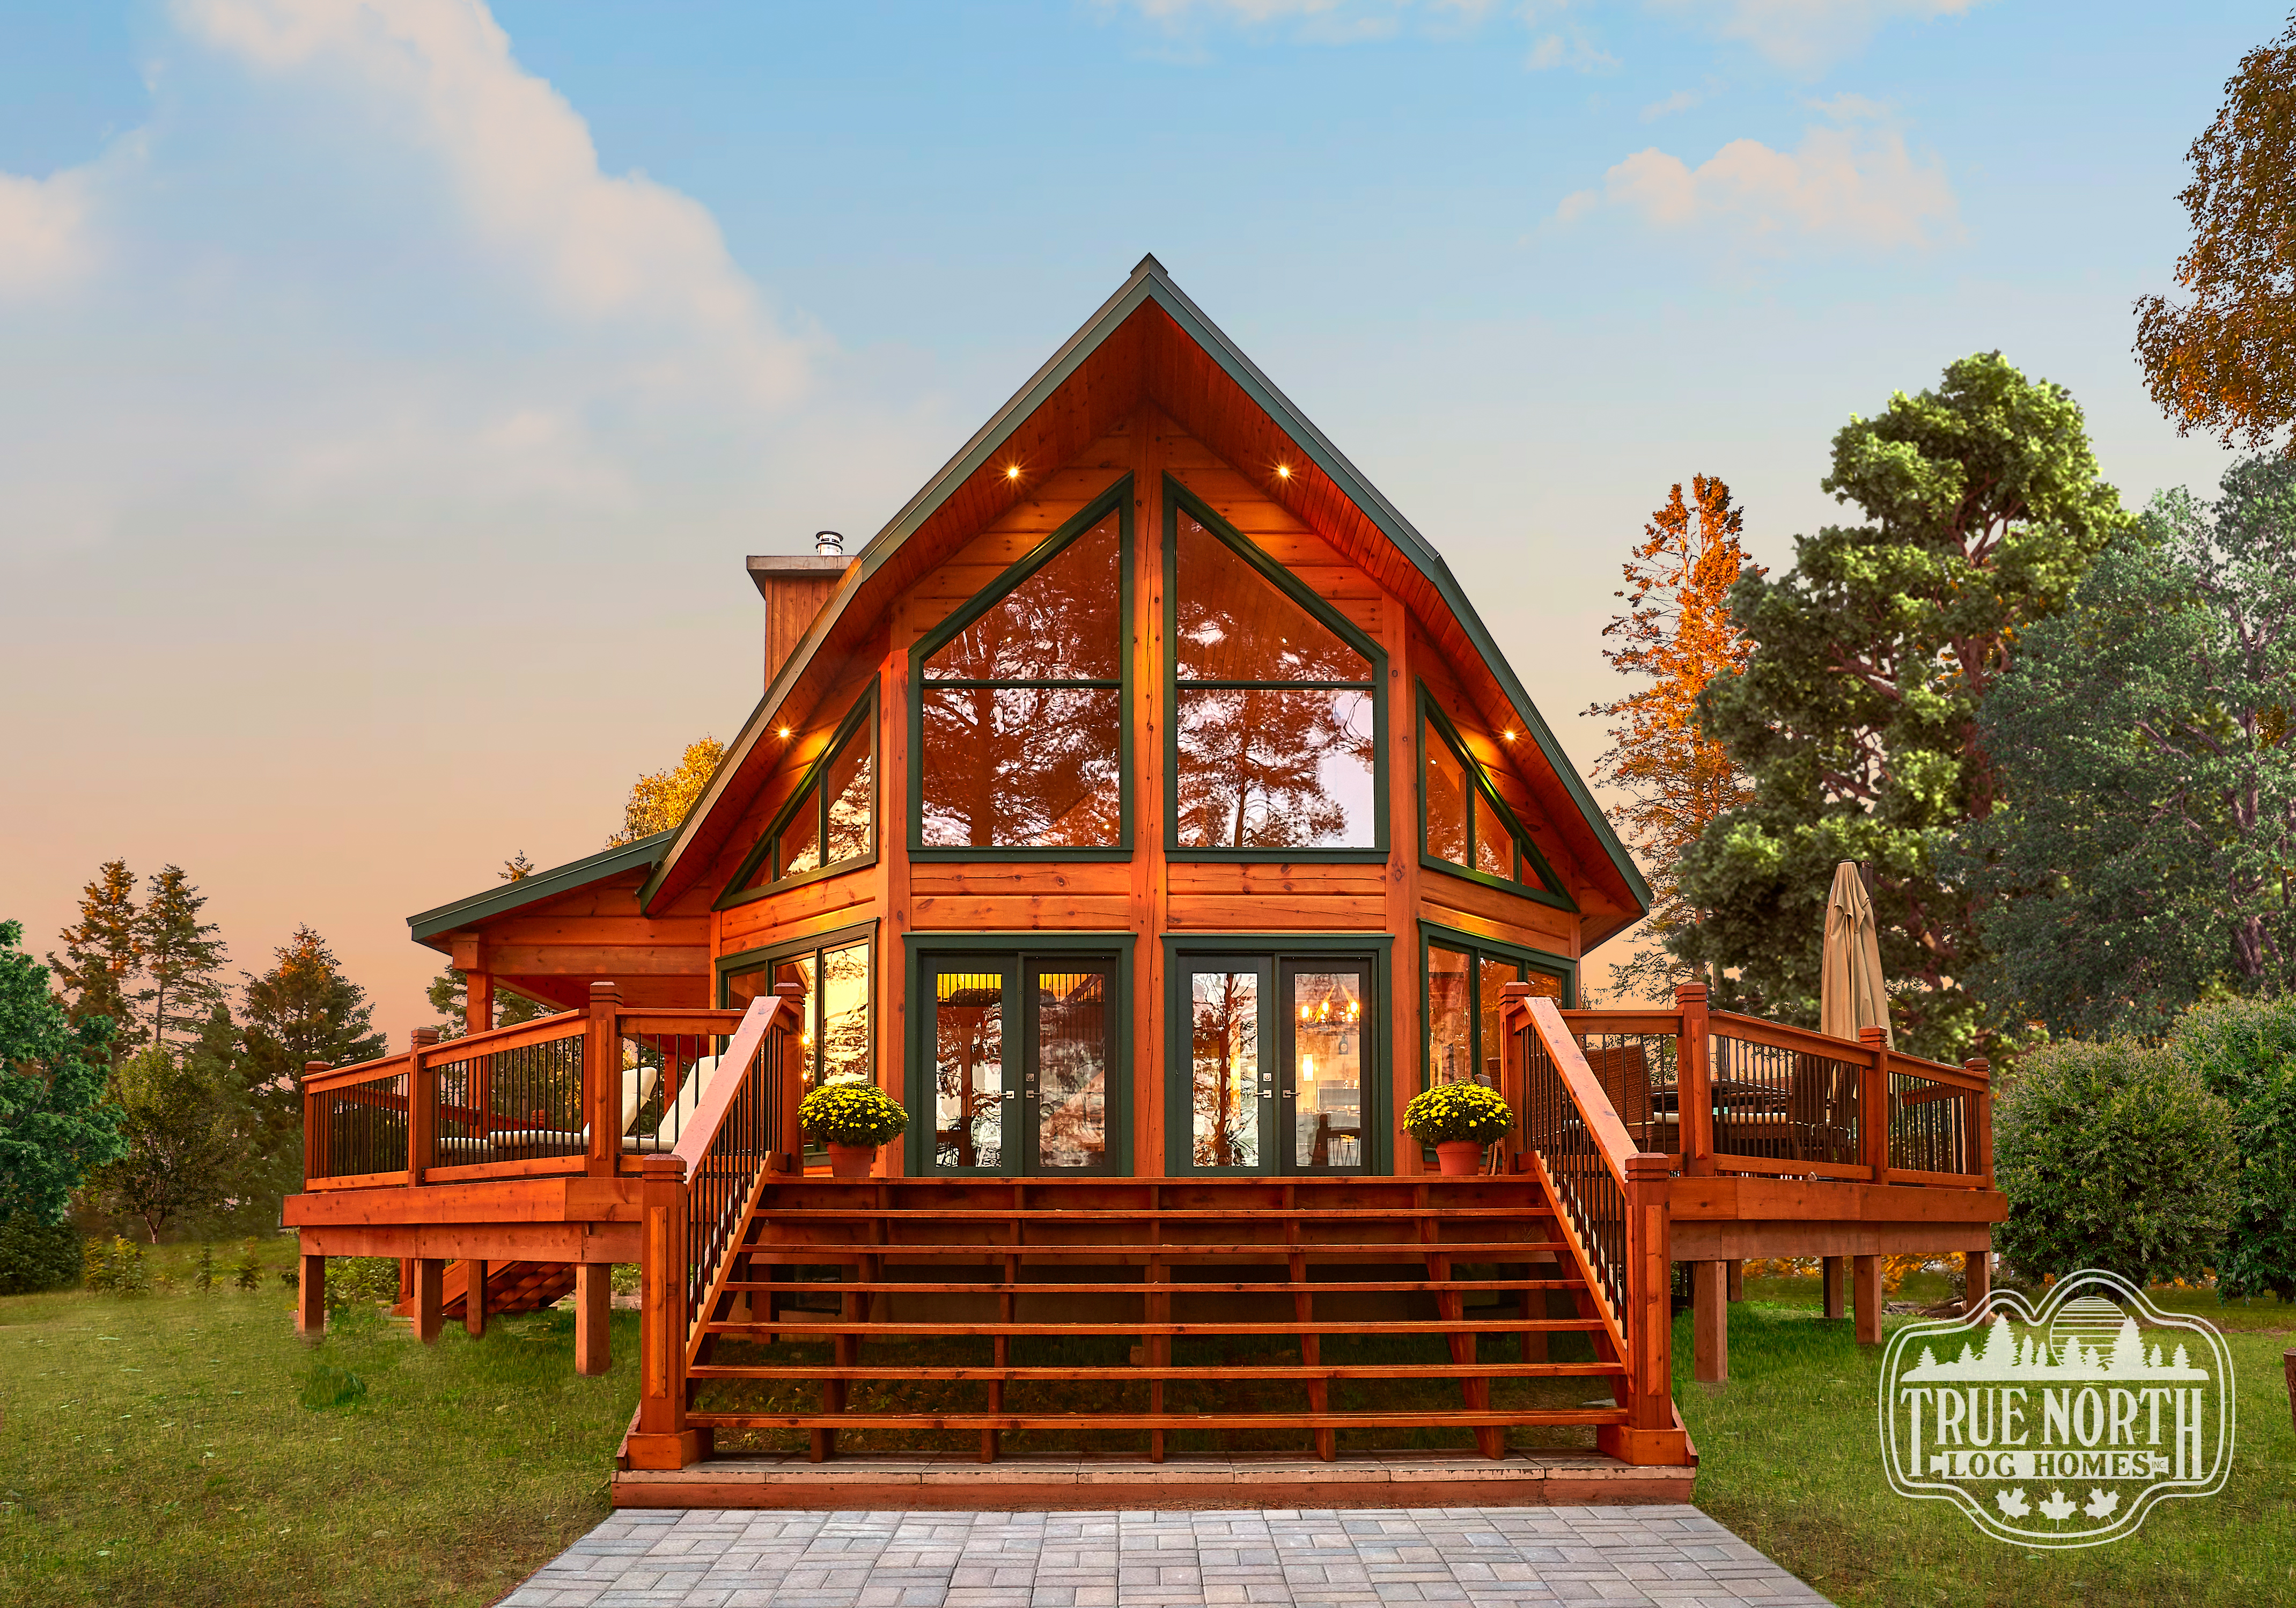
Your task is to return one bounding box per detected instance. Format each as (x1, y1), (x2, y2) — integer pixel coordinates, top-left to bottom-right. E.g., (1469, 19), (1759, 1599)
(1189, 967), (1262, 1169)
(727, 697), (874, 898)
(725, 935), (871, 1093)
(918, 500), (1127, 850)
(1424, 938), (1564, 1091)
(1172, 498), (1379, 851)
(1421, 706), (1560, 899)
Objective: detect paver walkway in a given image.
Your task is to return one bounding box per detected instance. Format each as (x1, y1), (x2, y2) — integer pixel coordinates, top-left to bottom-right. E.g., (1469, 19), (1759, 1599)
(502, 1506), (1833, 1607)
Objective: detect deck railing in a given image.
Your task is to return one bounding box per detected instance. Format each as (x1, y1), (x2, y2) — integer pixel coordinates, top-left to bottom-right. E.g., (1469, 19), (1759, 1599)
(1548, 986), (1991, 1190)
(305, 1061), (411, 1187)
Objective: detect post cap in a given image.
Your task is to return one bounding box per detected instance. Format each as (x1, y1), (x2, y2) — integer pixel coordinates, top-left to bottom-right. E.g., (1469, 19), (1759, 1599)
(590, 980), (622, 998)
(772, 981), (807, 999)
(1858, 1025), (1890, 1049)
(1673, 982), (1709, 1004)
(637, 1154), (686, 1179)
(410, 1027), (441, 1048)
(304, 1061), (331, 1074)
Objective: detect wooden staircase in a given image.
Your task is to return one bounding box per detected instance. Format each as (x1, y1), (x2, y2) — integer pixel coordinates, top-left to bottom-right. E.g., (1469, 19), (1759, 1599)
(390, 1259), (575, 1322)
(666, 1173), (1639, 1467)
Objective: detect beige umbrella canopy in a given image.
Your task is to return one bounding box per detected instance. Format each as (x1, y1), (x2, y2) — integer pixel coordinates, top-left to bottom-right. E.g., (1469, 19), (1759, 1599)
(1821, 861), (1892, 1048)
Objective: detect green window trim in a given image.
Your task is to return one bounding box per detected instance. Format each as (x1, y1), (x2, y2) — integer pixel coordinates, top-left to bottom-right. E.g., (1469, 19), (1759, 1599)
(901, 930), (1137, 1178)
(1416, 920), (1574, 1102)
(1161, 932), (1394, 1177)
(1416, 686), (1577, 912)
(907, 476), (1136, 862)
(1162, 476), (1389, 863)
(716, 920), (881, 1117)
(716, 687), (880, 909)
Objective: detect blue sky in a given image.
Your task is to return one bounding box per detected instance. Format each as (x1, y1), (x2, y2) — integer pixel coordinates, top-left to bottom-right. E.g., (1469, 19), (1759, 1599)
(0, 1), (2275, 1031)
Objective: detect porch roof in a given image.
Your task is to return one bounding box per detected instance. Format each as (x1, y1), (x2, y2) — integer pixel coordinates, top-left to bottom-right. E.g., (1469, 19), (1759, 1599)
(406, 830), (674, 945)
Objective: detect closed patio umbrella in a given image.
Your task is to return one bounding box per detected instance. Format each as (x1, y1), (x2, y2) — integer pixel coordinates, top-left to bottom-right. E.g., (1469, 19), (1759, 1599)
(1820, 860), (1891, 1047)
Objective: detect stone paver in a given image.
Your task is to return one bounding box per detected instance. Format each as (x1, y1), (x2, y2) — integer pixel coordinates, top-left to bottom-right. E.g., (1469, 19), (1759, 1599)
(498, 1509), (1830, 1608)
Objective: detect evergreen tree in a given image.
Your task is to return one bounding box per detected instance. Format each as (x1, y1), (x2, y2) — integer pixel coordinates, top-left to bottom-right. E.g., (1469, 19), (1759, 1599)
(135, 866), (228, 1053)
(1584, 476), (1758, 1001)
(86, 1045), (237, 1243)
(1963, 458), (2296, 1034)
(610, 740), (724, 846)
(422, 853), (556, 1037)
(46, 859), (144, 1062)
(1674, 353), (2130, 1060)
(239, 926), (389, 1121)
(0, 919), (127, 1223)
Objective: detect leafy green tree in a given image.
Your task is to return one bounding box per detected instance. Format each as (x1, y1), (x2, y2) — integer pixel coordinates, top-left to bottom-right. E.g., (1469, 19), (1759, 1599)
(1962, 458), (2296, 1034)
(1673, 353), (2130, 1059)
(239, 927), (388, 1193)
(1995, 1037), (2236, 1287)
(135, 866), (228, 1053)
(46, 859), (144, 1062)
(86, 1045), (238, 1243)
(0, 919), (127, 1224)
(2172, 998), (2296, 1302)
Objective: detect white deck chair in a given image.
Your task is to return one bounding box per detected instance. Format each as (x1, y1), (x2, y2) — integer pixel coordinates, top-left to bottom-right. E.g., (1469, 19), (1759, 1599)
(621, 1053), (725, 1153)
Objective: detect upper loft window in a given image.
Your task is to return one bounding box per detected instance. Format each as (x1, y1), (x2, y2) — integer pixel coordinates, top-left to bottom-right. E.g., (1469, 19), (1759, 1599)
(1419, 694), (1572, 909)
(722, 693), (875, 903)
(912, 480), (1132, 854)
(1167, 481), (1382, 855)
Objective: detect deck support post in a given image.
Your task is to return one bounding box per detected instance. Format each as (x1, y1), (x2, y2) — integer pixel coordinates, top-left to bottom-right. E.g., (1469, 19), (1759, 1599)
(1853, 1253), (1883, 1345)
(1598, 1154), (1690, 1466)
(1691, 1259), (1726, 1384)
(413, 1258), (444, 1345)
(1822, 1257), (1846, 1320)
(1963, 1249), (1991, 1317)
(575, 1262), (612, 1376)
(1726, 1260), (1743, 1302)
(625, 1155), (701, 1471)
(466, 1260), (489, 1338)
(296, 1253), (326, 1340)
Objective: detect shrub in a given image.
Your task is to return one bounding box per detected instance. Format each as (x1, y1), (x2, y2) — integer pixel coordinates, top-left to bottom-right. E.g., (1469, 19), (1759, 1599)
(1402, 1082), (1514, 1145)
(2173, 997), (2296, 1301)
(798, 1081), (908, 1147)
(1996, 1037), (2235, 1286)
(0, 1213), (84, 1294)
(326, 1255), (402, 1312)
(233, 1238), (262, 1291)
(83, 1235), (151, 1295)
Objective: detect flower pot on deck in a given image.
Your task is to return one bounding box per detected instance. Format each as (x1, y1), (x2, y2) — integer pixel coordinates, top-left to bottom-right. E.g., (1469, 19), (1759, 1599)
(1433, 1141), (1485, 1177)
(825, 1142), (875, 1179)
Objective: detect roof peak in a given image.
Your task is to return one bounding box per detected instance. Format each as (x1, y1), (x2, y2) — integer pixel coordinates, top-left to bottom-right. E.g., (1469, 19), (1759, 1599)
(1131, 252), (1169, 280)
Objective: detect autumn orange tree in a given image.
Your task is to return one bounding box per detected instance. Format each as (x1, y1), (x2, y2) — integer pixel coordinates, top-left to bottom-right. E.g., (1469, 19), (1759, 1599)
(609, 736), (727, 846)
(1585, 476), (1756, 1001)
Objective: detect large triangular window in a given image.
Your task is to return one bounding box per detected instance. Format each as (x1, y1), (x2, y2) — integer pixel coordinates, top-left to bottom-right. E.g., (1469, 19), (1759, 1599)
(1168, 481), (1382, 853)
(913, 481), (1131, 852)
(1419, 693), (1570, 908)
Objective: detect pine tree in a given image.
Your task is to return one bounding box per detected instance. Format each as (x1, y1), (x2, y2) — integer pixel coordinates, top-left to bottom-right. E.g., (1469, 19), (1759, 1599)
(609, 739), (725, 846)
(47, 860), (144, 1062)
(1584, 476), (1757, 1001)
(239, 926), (388, 1152)
(135, 867), (228, 1054)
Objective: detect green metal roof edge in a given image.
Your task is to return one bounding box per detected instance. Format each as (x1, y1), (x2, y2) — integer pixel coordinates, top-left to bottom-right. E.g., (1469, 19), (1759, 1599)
(409, 830), (676, 943)
(640, 254), (1649, 919)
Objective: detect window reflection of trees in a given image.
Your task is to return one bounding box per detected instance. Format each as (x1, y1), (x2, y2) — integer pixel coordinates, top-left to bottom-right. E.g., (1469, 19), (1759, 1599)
(735, 709), (873, 893)
(1174, 516), (1376, 849)
(1035, 970), (1108, 1171)
(921, 516), (1123, 849)
(1190, 969), (1259, 1169)
(933, 972), (1005, 1171)
(1425, 941), (1562, 1093)
(723, 937), (872, 1099)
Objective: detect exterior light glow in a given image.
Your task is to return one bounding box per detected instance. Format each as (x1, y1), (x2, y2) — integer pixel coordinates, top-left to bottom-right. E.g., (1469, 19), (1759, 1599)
(1275, 464), (1292, 479)
(1005, 465), (1022, 480)
(1502, 730), (1518, 741)
(777, 726), (793, 738)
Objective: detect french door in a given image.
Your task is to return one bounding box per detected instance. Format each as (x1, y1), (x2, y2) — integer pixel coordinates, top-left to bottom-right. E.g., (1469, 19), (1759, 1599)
(924, 953), (1117, 1176)
(1179, 955), (1373, 1176)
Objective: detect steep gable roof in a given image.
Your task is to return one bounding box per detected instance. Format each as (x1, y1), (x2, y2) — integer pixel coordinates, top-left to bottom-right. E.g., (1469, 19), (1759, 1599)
(639, 256), (1650, 938)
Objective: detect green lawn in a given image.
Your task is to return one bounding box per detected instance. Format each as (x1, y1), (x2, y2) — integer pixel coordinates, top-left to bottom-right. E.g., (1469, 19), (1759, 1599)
(1684, 1272), (2296, 1608)
(1, 1251), (2286, 1607)
(0, 1242), (634, 1608)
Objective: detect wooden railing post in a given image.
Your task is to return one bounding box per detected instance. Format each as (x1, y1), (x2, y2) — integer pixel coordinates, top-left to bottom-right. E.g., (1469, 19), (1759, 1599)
(407, 1028), (439, 1185)
(772, 981), (806, 1172)
(626, 1153), (700, 1470)
(587, 981), (622, 1178)
(1966, 1056), (1992, 1185)
(1859, 1026), (1890, 1182)
(302, 1061), (330, 1184)
(1615, 1151), (1685, 1466)
(1500, 982), (1533, 1172)
(1674, 983), (1713, 1176)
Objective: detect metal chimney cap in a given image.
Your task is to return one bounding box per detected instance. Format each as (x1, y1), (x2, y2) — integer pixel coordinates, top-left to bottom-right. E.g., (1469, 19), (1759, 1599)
(814, 530), (844, 556)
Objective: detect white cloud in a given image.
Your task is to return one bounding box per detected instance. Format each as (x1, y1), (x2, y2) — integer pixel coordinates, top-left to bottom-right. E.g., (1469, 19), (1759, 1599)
(1557, 115), (1960, 253)
(1640, 87), (1704, 120)
(1109, 0), (1496, 42)
(1655, 0), (1984, 74)
(1527, 28), (1618, 73)
(0, 167), (95, 296)
(171, 0), (802, 405)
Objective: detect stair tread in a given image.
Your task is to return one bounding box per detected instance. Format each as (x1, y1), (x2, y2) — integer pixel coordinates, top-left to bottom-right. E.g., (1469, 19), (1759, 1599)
(700, 1318), (1602, 1337)
(689, 1362), (1625, 1381)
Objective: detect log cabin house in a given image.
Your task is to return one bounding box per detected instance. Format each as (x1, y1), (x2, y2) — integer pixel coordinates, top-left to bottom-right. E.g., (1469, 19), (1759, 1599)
(284, 258), (2003, 1508)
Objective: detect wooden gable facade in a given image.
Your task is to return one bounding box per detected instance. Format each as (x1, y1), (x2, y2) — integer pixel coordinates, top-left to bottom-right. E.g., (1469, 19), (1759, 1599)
(411, 257), (1649, 1184)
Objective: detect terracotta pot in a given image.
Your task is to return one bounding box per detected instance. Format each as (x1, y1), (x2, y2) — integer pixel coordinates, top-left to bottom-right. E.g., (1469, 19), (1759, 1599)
(1433, 1140), (1485, 1177)
(825, 1142), (875, 1179)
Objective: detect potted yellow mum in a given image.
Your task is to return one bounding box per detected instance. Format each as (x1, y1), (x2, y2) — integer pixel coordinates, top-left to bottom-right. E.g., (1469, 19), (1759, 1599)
(797, 1081), (909, 1178)
(1403, 1082), (1514, 1176)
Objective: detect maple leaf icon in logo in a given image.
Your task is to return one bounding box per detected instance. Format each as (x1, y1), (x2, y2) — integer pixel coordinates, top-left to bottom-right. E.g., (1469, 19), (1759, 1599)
(2038, 1490), (2079, 1522)
(2084, 1489), (2121, 1519)
(1994, 1488), (2031, 1518)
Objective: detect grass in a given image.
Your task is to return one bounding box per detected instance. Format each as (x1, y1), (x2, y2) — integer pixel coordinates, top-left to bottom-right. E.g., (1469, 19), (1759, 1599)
(1683, 1271), (2296, 1608)
(0, 1240), (636, 1608)
(3, 1249), (2288, 1607)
